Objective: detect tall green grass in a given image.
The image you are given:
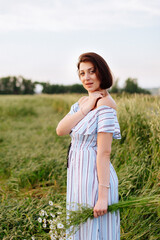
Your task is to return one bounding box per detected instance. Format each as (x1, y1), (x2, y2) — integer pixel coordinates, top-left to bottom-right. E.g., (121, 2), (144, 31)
(112, 94), (160, 239)
(0, 94), (159, 239)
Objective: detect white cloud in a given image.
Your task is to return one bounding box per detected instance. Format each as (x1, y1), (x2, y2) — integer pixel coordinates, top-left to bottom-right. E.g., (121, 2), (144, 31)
(0, 0), (160, 32)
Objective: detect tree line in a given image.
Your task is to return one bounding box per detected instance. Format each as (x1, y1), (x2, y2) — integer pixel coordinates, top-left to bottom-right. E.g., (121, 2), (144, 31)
(0, 76), (35, 94)
(0, 76), (150, 95)
(110, 78), (151, 94)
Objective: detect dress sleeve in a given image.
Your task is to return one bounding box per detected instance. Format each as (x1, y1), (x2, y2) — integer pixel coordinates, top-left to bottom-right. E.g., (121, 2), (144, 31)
(97, 106), (121, 139)
(67, 102), (79, 115)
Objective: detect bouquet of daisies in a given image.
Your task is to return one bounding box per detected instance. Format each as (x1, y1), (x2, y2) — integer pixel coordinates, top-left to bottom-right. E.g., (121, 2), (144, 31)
(36, 195), (160, 240)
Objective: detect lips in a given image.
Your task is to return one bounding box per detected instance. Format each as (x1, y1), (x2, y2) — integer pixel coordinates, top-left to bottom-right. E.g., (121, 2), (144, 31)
(85, 83), (93, 86)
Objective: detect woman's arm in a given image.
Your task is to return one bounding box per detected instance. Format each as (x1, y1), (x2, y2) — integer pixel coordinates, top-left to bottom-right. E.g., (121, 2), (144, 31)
(56, 92), (103, 136)
(56, 109), (86, 136)
(93, 132), (113, 218)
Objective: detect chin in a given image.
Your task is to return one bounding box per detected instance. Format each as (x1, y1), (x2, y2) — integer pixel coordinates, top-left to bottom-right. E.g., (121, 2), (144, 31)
(88, 89), (97, 93)
(90, 87), (101, 92)
(86, 87), (95, 92)
(85, 85), (100, 93)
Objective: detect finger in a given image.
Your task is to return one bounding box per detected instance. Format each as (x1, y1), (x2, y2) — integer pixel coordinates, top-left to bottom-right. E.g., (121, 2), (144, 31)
(97, 211), (101, 217)
(100, 211), (106, 216)
(99, 210), (104, 216)
(94, 211), (98, 218)
(100, 210), (107, 216)
(95, 211), (103, 217)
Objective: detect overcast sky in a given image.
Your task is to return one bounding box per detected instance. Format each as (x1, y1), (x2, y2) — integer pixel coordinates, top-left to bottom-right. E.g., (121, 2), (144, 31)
(0, 0), (160, 88)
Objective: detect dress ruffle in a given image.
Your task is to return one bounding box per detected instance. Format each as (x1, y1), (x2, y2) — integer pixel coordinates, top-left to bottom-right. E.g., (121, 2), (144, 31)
(97, 106), (121, 139)
(68, 102), (79, 115)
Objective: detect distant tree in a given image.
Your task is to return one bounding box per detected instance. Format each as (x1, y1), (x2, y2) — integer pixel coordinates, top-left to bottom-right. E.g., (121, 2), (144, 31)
(21, 78), (35, 94)
(122, 78), (151, 94)
(0, 76), (35, 94)
(110, 79), (120, 93)
(41, 83), (87, 94)
(42, 83), (67, 94)
(123, 78), (139, 93)
(0, 76), (11, 94)
(68, 84), (87, 93)
(137, 87), (151, 94)
(0, 76), (21, 94)
(0, 76), (151, 95)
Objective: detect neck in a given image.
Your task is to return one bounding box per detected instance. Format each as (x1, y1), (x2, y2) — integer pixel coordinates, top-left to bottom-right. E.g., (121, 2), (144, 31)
(88, 89), (108, 97)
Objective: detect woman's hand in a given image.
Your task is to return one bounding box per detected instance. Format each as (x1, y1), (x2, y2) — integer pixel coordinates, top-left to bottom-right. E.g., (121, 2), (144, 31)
(93, 198), (108, 218)
(80, 91), (104, 115)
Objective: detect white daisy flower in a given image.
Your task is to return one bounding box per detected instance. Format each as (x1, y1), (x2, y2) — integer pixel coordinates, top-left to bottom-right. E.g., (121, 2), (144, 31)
(43, 223), (47, 228)
(50, 235), (56, 240)
(38, 217), (42, 223)
(43, 218), (46, 223)
(44, 211), (48, 217)
(57, 212), (62, 215)
(57, 223), (64, 229)
(39, 210), (45, 216)
(50, 224), (54, 230)
(49, 230), (53, 235)
(50, 213), (55, 218)
(31, 236), (35, 240)
(68, 236), (73, 240)
(49, 201), (53, 206)
(48, 220), (53, 224)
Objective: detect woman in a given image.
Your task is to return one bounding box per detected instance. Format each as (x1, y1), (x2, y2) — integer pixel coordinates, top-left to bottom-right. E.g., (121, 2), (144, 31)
(56, 52), (121, 240)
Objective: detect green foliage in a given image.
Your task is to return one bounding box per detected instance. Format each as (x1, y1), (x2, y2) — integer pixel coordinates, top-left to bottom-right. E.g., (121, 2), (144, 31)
(122, 78), (151, 94)
(123, 78), (139, 93)
(109, 79), (120, 93)
(0, 195), (65, 240)
(67, 84), (87, 93)
(63, 196), (159, 238)
(0, 105), (37, 118)
(0, 76), (35, 94)
(52, 99), (71, 115)
(0, 76), (151, 95)
(41, 82), (87, 94)
(110, 78), (151, 94)
(111, 94), (160, 239)
(0, 94), (159, 239)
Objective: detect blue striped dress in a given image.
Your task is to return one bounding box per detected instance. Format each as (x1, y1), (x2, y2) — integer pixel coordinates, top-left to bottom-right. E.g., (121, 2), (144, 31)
(66, 101), (121, 240)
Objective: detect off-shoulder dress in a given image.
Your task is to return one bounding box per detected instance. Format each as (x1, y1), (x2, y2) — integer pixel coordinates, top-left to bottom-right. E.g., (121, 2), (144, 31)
(66, 101), (121, 240)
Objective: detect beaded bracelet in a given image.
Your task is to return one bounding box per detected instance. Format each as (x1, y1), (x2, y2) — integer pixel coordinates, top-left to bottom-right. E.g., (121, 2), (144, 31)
(99, 184), (110, 188)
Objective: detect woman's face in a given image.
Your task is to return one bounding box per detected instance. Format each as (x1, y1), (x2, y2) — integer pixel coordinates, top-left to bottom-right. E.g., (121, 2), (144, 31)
(79, 61), (101, 92)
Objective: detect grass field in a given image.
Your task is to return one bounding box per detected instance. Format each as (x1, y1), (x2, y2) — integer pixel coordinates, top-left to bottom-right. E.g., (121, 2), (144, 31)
(0, 93), (159, 239)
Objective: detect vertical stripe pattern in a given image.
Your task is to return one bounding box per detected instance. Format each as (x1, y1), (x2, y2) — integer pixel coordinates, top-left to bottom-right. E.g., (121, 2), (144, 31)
(66, 102), (121, 240)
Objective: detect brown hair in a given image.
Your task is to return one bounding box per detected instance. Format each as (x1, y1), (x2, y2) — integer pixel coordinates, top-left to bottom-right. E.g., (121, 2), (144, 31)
(77, 52), (113, 89)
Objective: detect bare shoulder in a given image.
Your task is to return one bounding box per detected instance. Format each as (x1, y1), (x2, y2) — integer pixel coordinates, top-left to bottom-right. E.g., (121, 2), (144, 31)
(97, 94), (117, 110)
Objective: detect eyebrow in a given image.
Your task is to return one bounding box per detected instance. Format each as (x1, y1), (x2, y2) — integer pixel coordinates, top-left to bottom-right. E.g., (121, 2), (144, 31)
(79, 67), (95, 72)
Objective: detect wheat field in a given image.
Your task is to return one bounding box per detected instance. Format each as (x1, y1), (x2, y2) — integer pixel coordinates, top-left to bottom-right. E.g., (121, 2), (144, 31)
(0, 93), (159, 239)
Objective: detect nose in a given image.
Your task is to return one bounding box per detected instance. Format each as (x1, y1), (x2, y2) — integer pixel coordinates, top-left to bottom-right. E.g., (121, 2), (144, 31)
(84, 72), (90, 80)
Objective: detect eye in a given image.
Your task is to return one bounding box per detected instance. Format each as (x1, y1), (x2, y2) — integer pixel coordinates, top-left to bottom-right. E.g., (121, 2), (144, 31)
(89, 69), (95, 74)
(79, 72), (84, 76)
